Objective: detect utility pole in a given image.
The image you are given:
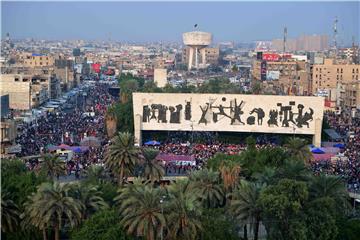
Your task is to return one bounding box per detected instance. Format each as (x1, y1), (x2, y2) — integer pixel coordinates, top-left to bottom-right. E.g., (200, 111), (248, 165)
(283, 26), (287, 55)
(333, 16), (338, 57)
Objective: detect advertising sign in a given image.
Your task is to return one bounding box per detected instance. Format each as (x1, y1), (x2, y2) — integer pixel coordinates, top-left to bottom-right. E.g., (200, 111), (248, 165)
(266, 71), (280, 81)
(262, 53), (280, 61)
(260, 61), (267, 81)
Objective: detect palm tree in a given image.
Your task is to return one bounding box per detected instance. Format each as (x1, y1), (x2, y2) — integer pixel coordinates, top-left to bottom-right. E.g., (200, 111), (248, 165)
(165, 180), (202, 240)
(229, 180), (264, 240)
(189, 169), (224, 208)
(309, 174), (348, 201)
(116, 182), (166, 240)
(84, 165), (107, 184)
(22, 182), (83, 240)
(69, 183), (109, 219)
(40, 154), (66, 180)
(104, 132), (141, 186)
(284, 137), (312, 163)
(276, 159), (310, 181)
(252, 166), (276, 186)
(1, 191), (20, 233)
(141, 148), (165, 182)
(219, 162), (241, 192)
(105, 106), (118, 138)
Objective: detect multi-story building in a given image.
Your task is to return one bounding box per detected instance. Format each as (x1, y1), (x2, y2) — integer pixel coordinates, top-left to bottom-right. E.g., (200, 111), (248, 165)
(252, 59), (310, 95)
(54, 56), (75, 90)
(343, 81), (360, 109)
(19, 53), (55, 67)
(338, 46), (360, 64)
(0, 69), (60, 110)
(272, 34), (329, 52)
(311, 58), (360, 94)
(0, 118), (17, 154)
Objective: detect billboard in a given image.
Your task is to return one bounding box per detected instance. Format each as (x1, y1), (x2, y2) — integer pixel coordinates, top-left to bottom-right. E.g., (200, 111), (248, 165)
(91, 63), (101, 73)
(266, 71), (280, 81)
(133, 93), (324, 137)
(262, 53), (280, 61)
(260, 61), (267, 81)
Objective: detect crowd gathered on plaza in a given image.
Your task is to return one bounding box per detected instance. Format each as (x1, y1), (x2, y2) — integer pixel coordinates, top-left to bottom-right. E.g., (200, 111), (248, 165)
(16, 83), (115, 177)
(14, 79), (359, 192)
(311, 111), (360, 193)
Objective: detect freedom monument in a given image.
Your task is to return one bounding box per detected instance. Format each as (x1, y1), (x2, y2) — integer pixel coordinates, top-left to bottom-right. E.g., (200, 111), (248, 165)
(133, 93), (324, 147)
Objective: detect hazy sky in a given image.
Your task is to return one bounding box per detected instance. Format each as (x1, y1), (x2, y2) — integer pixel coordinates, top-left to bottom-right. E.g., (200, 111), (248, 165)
(2, 1), (359, 45)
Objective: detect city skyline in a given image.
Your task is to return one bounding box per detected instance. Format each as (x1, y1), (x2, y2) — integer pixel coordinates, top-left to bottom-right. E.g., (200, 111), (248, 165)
(2, 1), (359, 45)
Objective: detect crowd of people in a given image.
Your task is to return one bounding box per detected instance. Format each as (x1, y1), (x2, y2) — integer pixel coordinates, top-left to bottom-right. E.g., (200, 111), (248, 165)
(16, 82), (116, 177)
(311, 111), (360, 193)
(14, 79), (359, 193)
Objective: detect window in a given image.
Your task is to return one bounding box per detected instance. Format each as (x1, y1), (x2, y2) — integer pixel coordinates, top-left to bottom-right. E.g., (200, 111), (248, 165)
(40, 62), (42, 65)
(337, 68), (339, 73)
(353, 69), (355, 73)
(14, 78), (19, 82)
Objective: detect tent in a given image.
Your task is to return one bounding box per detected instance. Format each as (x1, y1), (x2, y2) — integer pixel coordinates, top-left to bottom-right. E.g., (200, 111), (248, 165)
(333, 143), (345, 149)
(58, 144), (71, 150)
(144, 140), (161, 146)
(70, 146), (89, 153)
(311, 148), (325, 154)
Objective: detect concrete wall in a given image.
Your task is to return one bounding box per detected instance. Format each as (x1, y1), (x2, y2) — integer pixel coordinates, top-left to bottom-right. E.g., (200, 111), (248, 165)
(154, 68), (167, 88)
(1, 74), (31, 110)
(133, 93), (324, 146)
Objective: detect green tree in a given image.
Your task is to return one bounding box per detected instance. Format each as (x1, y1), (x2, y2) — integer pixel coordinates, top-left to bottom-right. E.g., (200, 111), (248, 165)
(336, 218), (360, 240)
(69, 183), (109, 219)
(1, 191), (20, 233)
(113, 101), (134, 132)
(165, 180), (202, 240)
(104, 132), (140, 186)
(189, 169), (224, 208)
(308, 174), (349, 211)
(71, 209), (133, 240)
(1, 159), (47, 240)
(84, 165), (107, 185)
(276, 159), (310, 182)
(98, 181), (118, 207)
(305, 197), (338, 240)
(284, 138), (312, 163)
(40, 154), (66, 180)
(116, 182), (166, 240)
(259, 179), (309, 240)
(199, 208), (238, 240)
(22, 182), (83, 240)
(140, 148), (165, 182)
(229, 180), (264, 240)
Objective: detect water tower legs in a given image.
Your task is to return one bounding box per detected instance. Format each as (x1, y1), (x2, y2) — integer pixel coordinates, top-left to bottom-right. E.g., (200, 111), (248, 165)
(188, 47), (194, 70)
(201, 48), (206, 65)
(195, 47), (198, 69)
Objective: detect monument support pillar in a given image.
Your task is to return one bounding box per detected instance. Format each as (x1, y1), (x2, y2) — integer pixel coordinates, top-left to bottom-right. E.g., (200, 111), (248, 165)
(312, 117), (322, 147)
(134, 114), (142, 146)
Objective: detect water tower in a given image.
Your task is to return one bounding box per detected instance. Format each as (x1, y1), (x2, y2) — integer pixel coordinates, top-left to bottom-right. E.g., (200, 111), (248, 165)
(183, 31), (212, 70)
